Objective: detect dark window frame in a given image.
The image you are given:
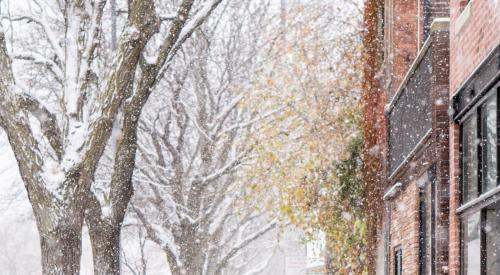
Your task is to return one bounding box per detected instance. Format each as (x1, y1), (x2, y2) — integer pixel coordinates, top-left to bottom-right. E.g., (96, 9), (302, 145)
(395, 246), (403, 275)
(419, 167), (437, 275)
(459, 86), (500, 275)
(419, 188), (427, 275)
(459, 91), (499, 204)
(460, 113), (479, 203)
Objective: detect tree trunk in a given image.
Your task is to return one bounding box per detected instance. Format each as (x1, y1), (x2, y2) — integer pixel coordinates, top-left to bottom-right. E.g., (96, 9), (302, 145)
(178, 245), (206, 275)
(86, 191), (124, 275)
(165, 239), (206, 275)
(170, 260), (205, 275)
(90, 224), (121, 275)
(31, 174), (86, 275)
(39, 224), (82, 275)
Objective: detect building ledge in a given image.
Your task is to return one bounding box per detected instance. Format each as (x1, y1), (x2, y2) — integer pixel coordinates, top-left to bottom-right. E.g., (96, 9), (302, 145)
(457, 185), (500, 214)
(383, 182), (403, 201)
(455, 0), (472, 34)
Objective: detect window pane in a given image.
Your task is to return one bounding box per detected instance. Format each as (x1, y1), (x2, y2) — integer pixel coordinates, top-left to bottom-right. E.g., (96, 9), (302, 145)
(462, 212), (481, 275)
(462, 116), (478, 202)
(395, 247), (403, 275)
(482, 95), (498, 192)
(486, 202), (500, 275)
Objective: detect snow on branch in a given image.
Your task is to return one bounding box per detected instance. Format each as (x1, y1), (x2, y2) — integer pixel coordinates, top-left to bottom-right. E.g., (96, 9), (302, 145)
(78, 0), (159, 173)
(155, 0), (223, 81)
(240, 247), (276, 275)
(16, 93), (62, 160)
(79, 0), (107, 94)
(220, 107), (284, 136)
(6, 11), (64, 63)
(199, 150), (249, 186)
(131, 203), (183, 265)
(175, 0), (223, 49)
(14, 53), (63, 82)
(0, 27), (56, 207)
(215, 220), (277, 274)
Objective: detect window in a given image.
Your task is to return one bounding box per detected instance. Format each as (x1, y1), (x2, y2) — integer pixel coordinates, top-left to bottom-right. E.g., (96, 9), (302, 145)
(417, 169), (436, 275)
(485, 202), (500, 274)
(419, 169), (436, 275)
(395, 246), (403, 275)
(419, 188), (428, 275)
(461, 93), (498, 201)
(461, 202), (500, 275)
(461, 212), (481, 275)
(460, 91), (500, 275)
(461, 114), (478, 202)
(481, 98), (497, 192)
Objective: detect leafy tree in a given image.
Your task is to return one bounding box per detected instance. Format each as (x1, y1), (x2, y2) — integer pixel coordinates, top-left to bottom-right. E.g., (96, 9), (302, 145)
(240, 1), (367, 273)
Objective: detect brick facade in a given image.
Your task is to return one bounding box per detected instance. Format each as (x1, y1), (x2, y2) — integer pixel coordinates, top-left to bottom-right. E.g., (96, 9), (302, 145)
(387, 0), (419, 96)
(380, 22), (451, 275)
(448, 1), (500, 275)
(448, 121), (461, 275)
(449, 0), (500, 93)
(369, 1), (452, 274)
(389, 182), (421, 275)
(365, 0), (500, 274)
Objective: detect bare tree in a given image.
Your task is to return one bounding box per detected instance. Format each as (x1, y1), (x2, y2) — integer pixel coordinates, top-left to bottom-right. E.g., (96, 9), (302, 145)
(127, 2), (281, 274)
(0, 0), (222, 274)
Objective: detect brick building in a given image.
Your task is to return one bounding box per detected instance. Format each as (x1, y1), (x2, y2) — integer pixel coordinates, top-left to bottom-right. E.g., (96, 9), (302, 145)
(364, 0), (500, 274)
(449, 1), (500, 274)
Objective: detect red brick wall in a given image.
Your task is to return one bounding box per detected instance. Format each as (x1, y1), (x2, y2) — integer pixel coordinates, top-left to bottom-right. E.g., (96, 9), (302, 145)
(362, 1), (386, 273)
(449, 0), (500, 93)
(391, 0), (419, 94)
(431, 0), (451, 18)
(431, 29), (451, 275)
(389, 182), (420, 275)
(386, 0), (450, 96)
(448, 123), (461, 275)
(378, 2), (452, 275)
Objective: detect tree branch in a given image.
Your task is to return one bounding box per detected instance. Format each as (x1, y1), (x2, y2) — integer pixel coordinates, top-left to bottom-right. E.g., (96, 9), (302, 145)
(215, 221), (277, 274)
(14, 53), (63, 82)
(17, 93), (63, 160)
(77, 0), (108, 115)
(6, 12), (64, 63)
(77, 0), (159, 186)
(0, 27), (54, 211)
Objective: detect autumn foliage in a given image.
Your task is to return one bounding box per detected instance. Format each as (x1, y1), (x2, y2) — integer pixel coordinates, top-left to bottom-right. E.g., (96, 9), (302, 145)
(241, 1), (368, 273)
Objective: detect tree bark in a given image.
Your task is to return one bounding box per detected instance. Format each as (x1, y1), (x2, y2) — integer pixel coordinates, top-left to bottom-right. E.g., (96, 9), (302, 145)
(89, 223), (121, 275)
(169, 253), (205, 275)
(85, 0), (224, 272)
(37, 213), (83, 275)
(0, 2), (158, 274)
(85, 189), (124, 275)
